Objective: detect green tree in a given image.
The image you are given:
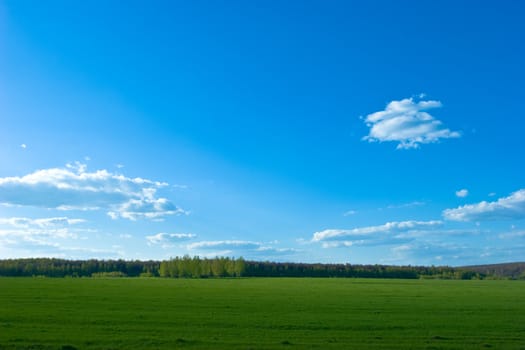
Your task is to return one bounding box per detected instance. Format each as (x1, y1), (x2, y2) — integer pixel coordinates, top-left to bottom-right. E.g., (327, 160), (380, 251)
(234, 257), (246, 277)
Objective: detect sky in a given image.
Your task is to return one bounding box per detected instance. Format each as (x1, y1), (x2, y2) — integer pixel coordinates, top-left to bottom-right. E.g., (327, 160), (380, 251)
(1, 1), (524, 266)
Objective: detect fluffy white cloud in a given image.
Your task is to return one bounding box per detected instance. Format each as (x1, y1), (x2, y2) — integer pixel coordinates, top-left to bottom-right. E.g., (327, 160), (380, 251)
(313, 220), (443, 242)
(455, 189), (469, 198)
(146, 232), (196, 246)
(0, 162), (186, 221)
(443, 189), (525, 221)
(362, 97), (460, 149)
(108, 197), (187, 221)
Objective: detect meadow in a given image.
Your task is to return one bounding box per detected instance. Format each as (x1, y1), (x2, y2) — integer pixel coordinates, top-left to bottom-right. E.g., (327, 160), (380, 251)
(1, 278), (524, 349)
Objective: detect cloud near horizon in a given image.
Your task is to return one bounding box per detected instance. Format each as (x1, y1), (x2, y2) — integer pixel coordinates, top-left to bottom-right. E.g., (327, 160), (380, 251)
(443, 189), (525, 221)
(0, 216), (88, 239)
(0, 214), (127, 259)
(0, 215), (97, 258)
(388, 241), (467, 265)
(313, 220), (443, 242)
(146, 232), (197, 247)
(187, 240), (263, 251)
(312, 220), (444, 249)
(362, 97), (460, 149)
(0, 217), (85, 228)
(0, 162), (186, 221)
(186, 240), (298, 259)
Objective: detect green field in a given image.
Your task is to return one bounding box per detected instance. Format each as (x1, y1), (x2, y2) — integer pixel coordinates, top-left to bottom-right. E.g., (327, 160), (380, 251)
(1, 278), (524, 349)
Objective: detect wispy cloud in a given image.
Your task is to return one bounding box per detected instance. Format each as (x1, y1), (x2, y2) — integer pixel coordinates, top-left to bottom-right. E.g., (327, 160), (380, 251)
(498, 230), (525, 239)
(443, 189), (525, 221)
(312, 220), (444, 249)
(108, 197), (187, 221)
(0, 215), (124, 259)
(388, 241), (466, 265)
(0, 217), (85, 228)
(0, 162), (186, 221)
(313, 220), (442, 242)
(389, 239), (525, 266)
(343, 210), (357, 216)
(455, 189), (469, 198)
(186, 240), (298, 259)
(362, 97), (460, 149)
(386, 201), (426, 209)
(187, 240), (262, 251)
(0, 236), (123, 259)
(146, 232), (196, 247)
(0, 216), (88, 241)
(0, 215), (94, 260)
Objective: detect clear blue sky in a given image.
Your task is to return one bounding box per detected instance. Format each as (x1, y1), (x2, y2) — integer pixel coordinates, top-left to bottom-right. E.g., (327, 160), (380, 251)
(1, 1), (524, 265)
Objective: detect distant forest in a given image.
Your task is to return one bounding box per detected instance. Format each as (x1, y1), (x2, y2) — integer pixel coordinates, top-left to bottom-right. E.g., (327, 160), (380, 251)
(2, 257), (522, 279)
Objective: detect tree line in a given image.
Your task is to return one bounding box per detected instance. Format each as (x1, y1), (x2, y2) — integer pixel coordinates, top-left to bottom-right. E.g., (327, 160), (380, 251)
(0, 258), (159, 278)
(0, 257), (488, 279)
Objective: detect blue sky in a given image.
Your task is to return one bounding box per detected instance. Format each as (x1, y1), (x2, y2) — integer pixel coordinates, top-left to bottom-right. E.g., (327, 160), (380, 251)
(1, 1), (524, 265)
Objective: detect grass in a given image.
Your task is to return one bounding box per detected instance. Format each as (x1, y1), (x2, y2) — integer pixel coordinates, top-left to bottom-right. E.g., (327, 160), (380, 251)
(1, 278), (524, 349)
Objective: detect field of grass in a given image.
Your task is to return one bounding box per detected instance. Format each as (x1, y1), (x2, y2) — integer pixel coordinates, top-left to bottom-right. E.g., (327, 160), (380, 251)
(1, 278), (524, 349)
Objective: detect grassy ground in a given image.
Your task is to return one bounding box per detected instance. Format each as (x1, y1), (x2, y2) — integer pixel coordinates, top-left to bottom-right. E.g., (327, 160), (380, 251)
(0, 278), (524, 349)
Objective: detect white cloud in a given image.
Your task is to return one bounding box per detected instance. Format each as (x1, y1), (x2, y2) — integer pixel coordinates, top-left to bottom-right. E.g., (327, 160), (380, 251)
(311, 220), (450, 250)
(108, 197), (187, 221)
(0, 236), (123, 259)
(362, 97), (460, 149)
(0, 216), (89, 243)
(499, 230), (525, 239)
(0, 215), (123, 259)
(386, 201), (426, 209)
(0, 217), (85, 228)
(146, 232), (196, 246)
(186, 240), (299, 259)
(0, 227), (77, 240)
(455, 189), (469, 198)
(387, 242), (465, 265)
(20, 144), (27, 149)
(443, 189), (525, 221)
(195, 250), (235, 259)
(343, 210), (356, 216)
(0, 162), (185, 221)
(312, 220), (443, 242)
(187, 240), (261, 251)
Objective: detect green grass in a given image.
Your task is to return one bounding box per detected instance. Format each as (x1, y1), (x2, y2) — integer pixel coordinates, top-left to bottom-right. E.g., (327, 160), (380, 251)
(1, 278), (524, 349)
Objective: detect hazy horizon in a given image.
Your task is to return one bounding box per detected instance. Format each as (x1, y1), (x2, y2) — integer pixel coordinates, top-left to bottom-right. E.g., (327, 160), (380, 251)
(1, 1), (524, 266)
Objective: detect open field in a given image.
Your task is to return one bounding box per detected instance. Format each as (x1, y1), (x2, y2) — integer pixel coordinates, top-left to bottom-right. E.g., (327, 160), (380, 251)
(1, 278), (524, 349)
